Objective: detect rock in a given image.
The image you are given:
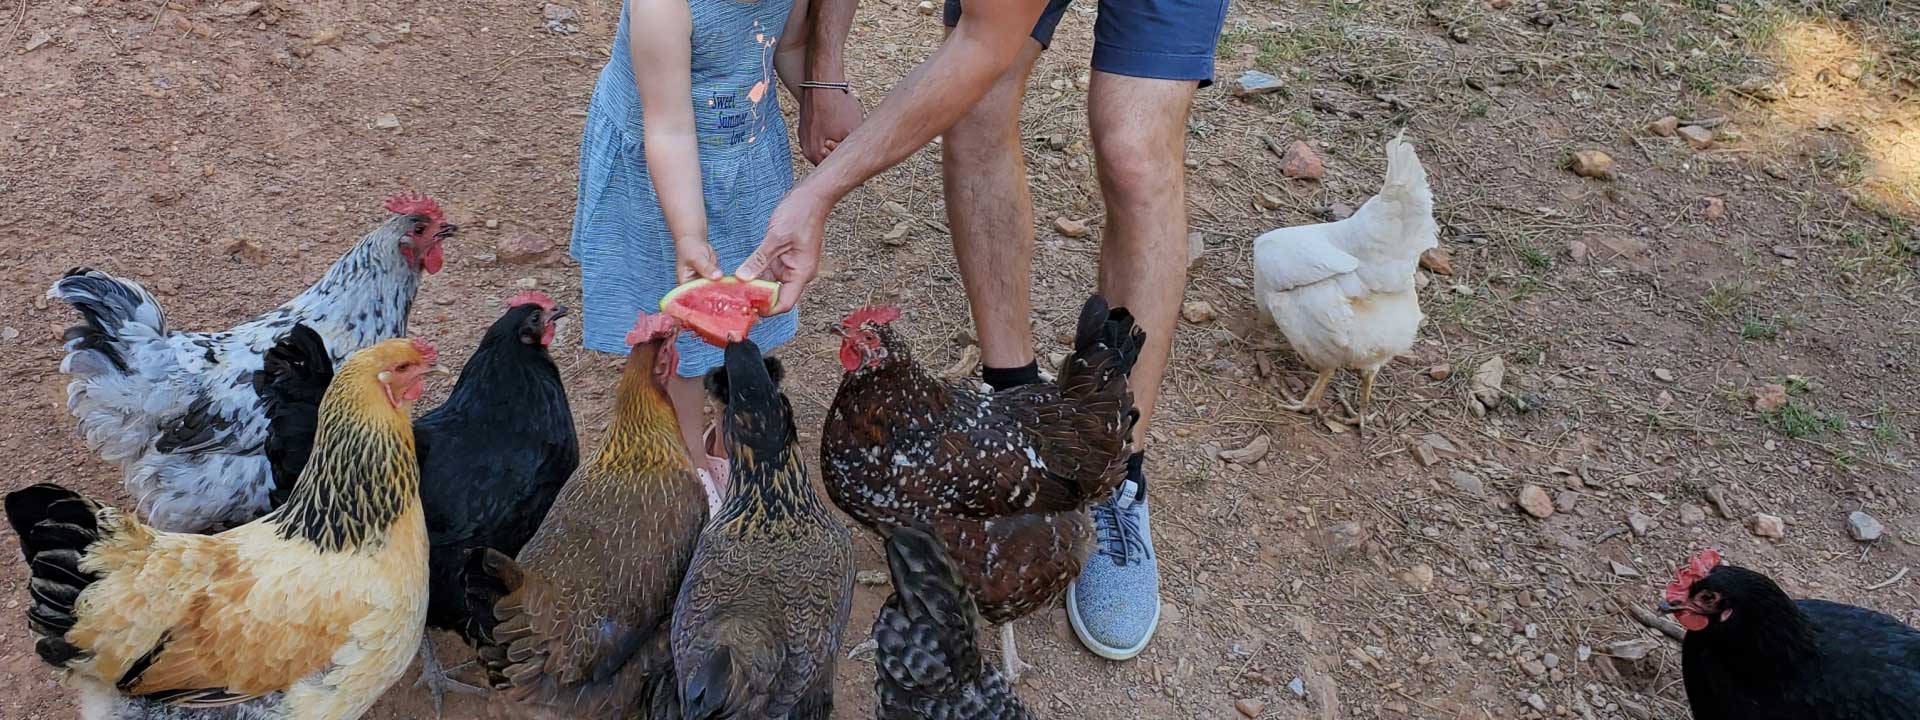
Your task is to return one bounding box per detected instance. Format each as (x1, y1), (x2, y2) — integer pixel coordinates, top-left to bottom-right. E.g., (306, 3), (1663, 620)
(1399, 563), (1435, 592)
(542, 3), (580, 34)
(1568, 240), (1589, 261)
(1053, 217), (1088, 238)
(1323, 521), (1371, 557)
(1235, 699), (1266, 717)
(1521, 659), (1547, 677)
(1518, 484), (1554, 518)
(1748, 513), (1785, 539)
(1279, 141), (1324, 180)
(1647, 116), (1680, 137)
(1652, 368), (1675, 382)
(1677, 125), (1715, 150)
(372, 113), (401, 130)
(1218, 435), (1270, 465)
(1180, 300), (1216, 324)
(24, 31), (54, 53)
(0, 327), (18, 342)
(1610, 561), (1640, 578)
(1187, 232), (1207, 268)
(1324, 202), (1354, 220)
(1569, 150), (1616, 180)
(882, 219), (913, 246)
(311, 28), (341, 45)
(495, 234), (555, 265)
(1679, 504), (1707, 525)
(223, 238), (269, 266)
(1233, 70), (1284, 97)
(1618, 11), (1644, 27)
(1451, 471), (1486, 497)
(1471, 356), (1506, 409)
(1771, 244), (1798, 260)
(1847, 511), (1884, 542)
(1700, 196), (1727, 220)
(1606, 639), (1660, 661)
(1628, 510), (1654, 536)
(856, 570), (888, 586)
(483, 218), (501, 230)
(1752, 383), (1789, 412)
(1410, 442), (1441, 467)
(1255, 192), (1285, 210)
(1555, 490), (1581, 514)
(1419, 247), (1454, 275)
(1428, 364), (1453, 381)
(915, 0), (936, 14)
(514, 277), (540, 290)
(1525, 693), (1548, 712)
(1045, 133), (1069, 150)
(1287, 677), (1307, 697)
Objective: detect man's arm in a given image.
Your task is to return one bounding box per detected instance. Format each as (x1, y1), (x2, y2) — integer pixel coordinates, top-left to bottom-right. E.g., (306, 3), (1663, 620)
(794, 0), (1043, 206)
(790, 0), (862, 164)
(737, 1), (1045, 313)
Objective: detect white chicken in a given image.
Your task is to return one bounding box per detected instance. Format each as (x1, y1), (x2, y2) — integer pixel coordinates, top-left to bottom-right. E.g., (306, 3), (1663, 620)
(1253, 131), (1437, 426)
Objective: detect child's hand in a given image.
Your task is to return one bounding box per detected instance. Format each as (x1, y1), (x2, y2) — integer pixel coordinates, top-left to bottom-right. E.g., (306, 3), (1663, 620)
(675, 237), (723, 283)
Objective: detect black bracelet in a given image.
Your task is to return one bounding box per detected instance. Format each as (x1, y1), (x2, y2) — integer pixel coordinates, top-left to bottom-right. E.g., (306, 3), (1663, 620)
(799, 81), (852, 93)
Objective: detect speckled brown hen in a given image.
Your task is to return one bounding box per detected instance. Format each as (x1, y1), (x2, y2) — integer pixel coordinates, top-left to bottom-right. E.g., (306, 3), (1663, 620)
(823, 295), (1144, 678)
(460, 310), (709, 720)
(672, 340), (855, 720)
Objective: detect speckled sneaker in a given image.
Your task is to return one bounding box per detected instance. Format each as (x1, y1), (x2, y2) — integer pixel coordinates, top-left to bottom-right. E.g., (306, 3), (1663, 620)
(1067, 475), (1159, 660)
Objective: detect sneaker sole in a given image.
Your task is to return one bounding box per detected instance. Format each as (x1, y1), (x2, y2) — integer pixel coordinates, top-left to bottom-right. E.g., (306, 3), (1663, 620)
(1065, 584), (1160, 661)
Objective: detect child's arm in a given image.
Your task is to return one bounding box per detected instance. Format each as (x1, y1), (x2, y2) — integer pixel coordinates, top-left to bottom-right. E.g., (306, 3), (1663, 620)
(628, 0), (720, 282)
(778, 0), (863, 165)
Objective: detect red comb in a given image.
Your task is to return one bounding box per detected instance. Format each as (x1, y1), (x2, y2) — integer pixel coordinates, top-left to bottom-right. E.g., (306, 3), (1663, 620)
(383, 192), (444, 222)
(841, 305), (902, 328)
(625, 309), (681, 347)
(506, 290), (556, 310)
(409, 338), (438, 366)
(1664, 548), (1723, 603)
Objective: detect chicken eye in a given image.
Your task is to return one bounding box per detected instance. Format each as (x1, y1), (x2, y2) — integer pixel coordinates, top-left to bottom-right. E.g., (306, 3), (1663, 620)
(1697, 590), (1720, 605)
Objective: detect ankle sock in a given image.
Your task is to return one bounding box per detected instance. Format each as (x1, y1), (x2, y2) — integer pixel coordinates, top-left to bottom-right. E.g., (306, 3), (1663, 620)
(982, 361), (1042, 392)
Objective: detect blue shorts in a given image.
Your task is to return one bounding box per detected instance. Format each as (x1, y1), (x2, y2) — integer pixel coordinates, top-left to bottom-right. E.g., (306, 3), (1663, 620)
(944, 0), (1230, 87)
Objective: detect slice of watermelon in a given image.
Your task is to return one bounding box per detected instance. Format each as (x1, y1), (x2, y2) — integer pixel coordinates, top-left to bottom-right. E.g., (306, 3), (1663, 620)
(660, 277), (781, 347)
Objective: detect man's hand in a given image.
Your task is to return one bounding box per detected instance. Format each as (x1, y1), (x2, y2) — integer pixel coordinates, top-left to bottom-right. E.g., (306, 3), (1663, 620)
(675, 236), (723, 284)
(736, 190), (829, 314)
(799, 89), (863, 165)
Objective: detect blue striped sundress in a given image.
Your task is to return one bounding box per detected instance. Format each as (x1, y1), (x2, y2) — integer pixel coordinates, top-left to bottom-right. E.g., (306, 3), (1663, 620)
(570, 0), (798, 374)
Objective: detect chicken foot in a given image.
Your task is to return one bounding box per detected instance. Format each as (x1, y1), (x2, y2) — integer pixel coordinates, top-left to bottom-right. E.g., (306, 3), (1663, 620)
(415, 633), (488, 719)
(1001, 623), (1035, 684)
(1279, 368), (1338, 415)
(1331, 368), (1378, 433)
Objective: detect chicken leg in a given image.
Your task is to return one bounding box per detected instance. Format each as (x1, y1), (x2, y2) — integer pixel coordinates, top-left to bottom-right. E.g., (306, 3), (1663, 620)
(415, 633), (487, 719)
(1001, 623), (1034, 683)
(1279, 368), (1338, 415)
(1333, 367), (1378, 433)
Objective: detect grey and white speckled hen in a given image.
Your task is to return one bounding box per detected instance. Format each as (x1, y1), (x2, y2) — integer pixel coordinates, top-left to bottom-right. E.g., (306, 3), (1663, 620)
(672, 340), (855, 720)
(875, 526), (1036, 720)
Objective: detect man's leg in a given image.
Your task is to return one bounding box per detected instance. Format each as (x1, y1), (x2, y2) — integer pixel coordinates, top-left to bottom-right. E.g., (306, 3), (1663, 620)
(943, 40), (1046, 380)
(1066, 0), (1225, 663)
(1089, 73), (1196, 446)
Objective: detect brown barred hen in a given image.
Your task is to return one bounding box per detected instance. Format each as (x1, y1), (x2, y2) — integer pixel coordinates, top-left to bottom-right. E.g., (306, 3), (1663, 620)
(874, 526), (1037, 720)
(672, 340), (855, 720)
(461, 310), (708, 720)
(823, 295), (1144, 679)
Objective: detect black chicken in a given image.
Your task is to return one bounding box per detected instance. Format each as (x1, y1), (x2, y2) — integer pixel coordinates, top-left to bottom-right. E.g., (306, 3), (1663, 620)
(258, 291), (579, 714)
(875, 526), (1036, 720)
(1661, 548), (1920, 720)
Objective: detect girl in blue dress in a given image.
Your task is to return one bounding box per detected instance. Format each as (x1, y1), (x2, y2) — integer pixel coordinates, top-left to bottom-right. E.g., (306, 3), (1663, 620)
(571, 0), (860, 494)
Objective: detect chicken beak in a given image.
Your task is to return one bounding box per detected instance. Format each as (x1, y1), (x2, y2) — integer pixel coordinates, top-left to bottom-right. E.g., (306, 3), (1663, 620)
(1656, 600), (1682, 614)
(427, 364), (452, 378)
(548, 305), (570, 321)
(826, 323), (847, 338)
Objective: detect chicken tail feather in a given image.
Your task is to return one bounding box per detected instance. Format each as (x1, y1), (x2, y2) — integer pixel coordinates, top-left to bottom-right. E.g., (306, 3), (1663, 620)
(48, 268), (168, 376)
(5, 483), (107, 668)
(256, 325), (334, 507)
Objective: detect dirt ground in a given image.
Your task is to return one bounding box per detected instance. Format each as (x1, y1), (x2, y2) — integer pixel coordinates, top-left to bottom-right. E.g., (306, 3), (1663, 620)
(2, 0), (1917, 718)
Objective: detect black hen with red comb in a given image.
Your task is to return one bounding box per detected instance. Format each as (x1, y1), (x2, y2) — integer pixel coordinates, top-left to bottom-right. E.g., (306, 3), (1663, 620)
(1661, 549), (1920, 719)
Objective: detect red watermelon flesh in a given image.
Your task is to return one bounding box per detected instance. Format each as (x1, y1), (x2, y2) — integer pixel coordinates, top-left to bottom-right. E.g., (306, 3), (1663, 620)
(660, 278), (781, 347)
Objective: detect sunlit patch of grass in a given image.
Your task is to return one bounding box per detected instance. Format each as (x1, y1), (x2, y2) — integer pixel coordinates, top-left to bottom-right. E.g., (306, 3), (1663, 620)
(1765, 401), (1847, 439)
(1740, 315), (1780, 340)
(1702, 281), (1753, 318)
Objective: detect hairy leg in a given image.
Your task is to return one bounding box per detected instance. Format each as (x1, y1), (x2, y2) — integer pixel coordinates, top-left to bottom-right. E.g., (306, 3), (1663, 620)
(1087, 73), (1199, 445)
(944, 39), (1047, 370)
